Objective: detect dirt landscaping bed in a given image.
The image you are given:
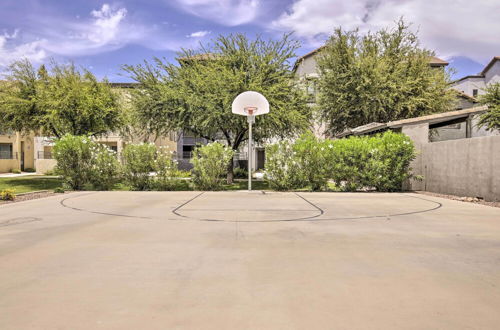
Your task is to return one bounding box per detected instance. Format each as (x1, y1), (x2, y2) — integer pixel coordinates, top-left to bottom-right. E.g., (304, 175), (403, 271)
(416, 191), (500, 208)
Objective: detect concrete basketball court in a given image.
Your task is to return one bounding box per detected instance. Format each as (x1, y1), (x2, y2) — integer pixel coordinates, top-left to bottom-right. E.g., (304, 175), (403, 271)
(1, 191), (500, 329)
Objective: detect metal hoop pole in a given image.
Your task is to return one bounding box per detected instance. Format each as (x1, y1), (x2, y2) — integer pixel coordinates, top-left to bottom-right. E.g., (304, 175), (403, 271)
(248, 116), (253, 191)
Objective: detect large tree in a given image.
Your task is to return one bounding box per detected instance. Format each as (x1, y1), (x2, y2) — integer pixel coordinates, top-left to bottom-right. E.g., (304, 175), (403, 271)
(317, 20), (455, 135)
(478, 83), (500, 131)
(123, 33), (311, 183)
(0, 59), (124, 137)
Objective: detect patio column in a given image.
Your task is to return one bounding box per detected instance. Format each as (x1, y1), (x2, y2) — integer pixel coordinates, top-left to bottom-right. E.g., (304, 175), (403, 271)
(15, 132), (22, 169)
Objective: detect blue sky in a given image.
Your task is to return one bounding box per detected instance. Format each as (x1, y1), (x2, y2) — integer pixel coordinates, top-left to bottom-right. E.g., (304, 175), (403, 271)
(1, 0), (498, 81)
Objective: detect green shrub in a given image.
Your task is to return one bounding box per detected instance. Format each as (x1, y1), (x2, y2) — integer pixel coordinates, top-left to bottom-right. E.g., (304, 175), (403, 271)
(53, 135), (95, 190)
(90, 144), (121, 190)
(122, 143), (156, 190)
(24, 168), (36, 173)
(365, 131), (416, 191)
(191, 142), (234, 190)
(53, 135), (121, 190)
(44, 169), (57, 176)
(122, 144), (182, 191)
(263, 131), (415, 192)
(176, 170), (192, 178)
(153, 146), (182, 190)
(54, 187), (65, 194)
(233, 167), (248, 179)
(329, 136), (372, 191)
(293, 132), (331, 191)
(10, 169), (21, 174)
(330, 131), (416, 191)
(0, 189), (16, 201)
(264, 140), (304, 191)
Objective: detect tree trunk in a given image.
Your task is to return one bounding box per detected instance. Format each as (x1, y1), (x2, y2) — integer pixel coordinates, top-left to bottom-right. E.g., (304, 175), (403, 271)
(226, 133), (245, 184)
(226, 157), (234, 184)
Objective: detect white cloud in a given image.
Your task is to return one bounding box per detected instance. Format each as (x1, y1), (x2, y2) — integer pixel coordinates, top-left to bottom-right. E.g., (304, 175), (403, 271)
(173, 0), (260, 26)
(41, 3), (133, 56)
(0, 3), (198, 66)
(0, 31), (47, 67)
(187, 30), (211, 38)
(272, 0), (500, 62)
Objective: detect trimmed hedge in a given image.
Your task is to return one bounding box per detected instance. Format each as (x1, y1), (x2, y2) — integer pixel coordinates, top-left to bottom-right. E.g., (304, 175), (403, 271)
(265, 131), (417, 192)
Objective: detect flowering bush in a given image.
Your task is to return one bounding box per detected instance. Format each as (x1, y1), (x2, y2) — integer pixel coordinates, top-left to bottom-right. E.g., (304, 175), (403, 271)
(264, 140), (304, 191)
(54, 135), (121, 190)
(1, 189), (16, 201)
(365, 131), (416, 191)
(264, 131), (416, 192)
(154, 146), (182, 191)
(191, 142), (234, 190)
(53, 135), (95, 190)
(122, 143), (157, 190)
(329, 136), (373, 191)
(90, 144), (121, 190)
(293, 132), (332, 191)
(330, 131), (416, 191)
(122, 143), (182, 191)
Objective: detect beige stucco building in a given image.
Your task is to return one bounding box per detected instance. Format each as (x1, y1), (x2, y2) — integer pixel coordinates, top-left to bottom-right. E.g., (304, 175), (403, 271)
(0, 130), (35, 173)
(0, 83), (177, 174)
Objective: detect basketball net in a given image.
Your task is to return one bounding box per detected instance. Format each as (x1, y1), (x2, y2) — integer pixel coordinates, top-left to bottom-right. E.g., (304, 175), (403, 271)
(244, 106), (258, 116)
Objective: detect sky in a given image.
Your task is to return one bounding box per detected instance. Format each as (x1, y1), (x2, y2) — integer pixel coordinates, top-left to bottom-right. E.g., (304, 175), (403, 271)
(1, 0), (499, 81)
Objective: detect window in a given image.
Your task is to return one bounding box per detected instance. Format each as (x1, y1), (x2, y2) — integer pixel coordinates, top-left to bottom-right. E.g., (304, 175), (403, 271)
(38, 146), (54, 159)
(0, 143), (13, 159)
(429, 117), (468, 142)
(472, 89), (478, 97)
(305, 79), (317, 103)
(182, 145), (194, 159)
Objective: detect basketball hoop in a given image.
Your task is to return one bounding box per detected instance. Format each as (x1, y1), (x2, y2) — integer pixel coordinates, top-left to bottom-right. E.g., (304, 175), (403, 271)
(232, 91), (269, 117)
(232, 91), (270, 191)
(244, 106), (258, 116)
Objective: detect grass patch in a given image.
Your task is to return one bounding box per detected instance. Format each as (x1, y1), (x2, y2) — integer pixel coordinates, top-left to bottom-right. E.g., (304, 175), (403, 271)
(0, 176), (64, 194)
(111, 179), (269, 191)
(223, 180), (270, 191)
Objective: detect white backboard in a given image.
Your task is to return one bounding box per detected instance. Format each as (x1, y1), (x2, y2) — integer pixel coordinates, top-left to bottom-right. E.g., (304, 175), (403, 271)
(232, 91), (269, 116)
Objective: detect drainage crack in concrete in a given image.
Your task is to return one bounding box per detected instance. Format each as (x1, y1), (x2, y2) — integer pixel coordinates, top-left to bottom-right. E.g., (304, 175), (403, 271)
(0, 217), (42, 227)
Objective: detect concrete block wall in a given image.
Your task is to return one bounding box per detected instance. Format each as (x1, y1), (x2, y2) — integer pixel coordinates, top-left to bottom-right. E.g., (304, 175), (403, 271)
(421, 135), (500, 201)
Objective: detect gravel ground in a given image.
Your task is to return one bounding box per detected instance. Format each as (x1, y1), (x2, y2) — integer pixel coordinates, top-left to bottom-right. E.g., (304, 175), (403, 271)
(416, 191), (500, 208)
(0, 190), (70, 205)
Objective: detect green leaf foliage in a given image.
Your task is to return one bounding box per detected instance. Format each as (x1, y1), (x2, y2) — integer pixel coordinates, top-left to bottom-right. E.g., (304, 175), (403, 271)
(53, 135), (120, 190)
(293, 132), (332, 191)
(121, 143), (181, 191)
(190, 142), (234, 191)
(330, 131), (417, 191)
(123, 33), (312, 180)
(0, 59), (124, 137)
(317, 19), (455, 135)
(265, 131), (416, 192)
(478, 82), (500, 131)
(264, 140), (304, 191)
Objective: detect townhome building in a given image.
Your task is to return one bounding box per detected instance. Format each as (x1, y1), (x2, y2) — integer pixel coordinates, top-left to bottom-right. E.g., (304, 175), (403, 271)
(292, 46), (458, 138)
(0, 83), (177, 174)
(450, 56), (500, 98)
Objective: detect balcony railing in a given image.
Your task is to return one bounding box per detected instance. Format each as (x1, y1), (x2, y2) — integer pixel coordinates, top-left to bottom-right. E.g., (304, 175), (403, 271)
(37, 151), (53, 159)
(0, 151), (17, 160)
